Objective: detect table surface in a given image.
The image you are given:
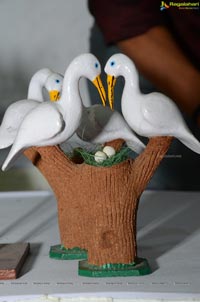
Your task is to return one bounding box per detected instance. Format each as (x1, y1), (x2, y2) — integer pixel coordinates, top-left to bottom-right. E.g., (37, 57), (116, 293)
(0, 190), (200, 300)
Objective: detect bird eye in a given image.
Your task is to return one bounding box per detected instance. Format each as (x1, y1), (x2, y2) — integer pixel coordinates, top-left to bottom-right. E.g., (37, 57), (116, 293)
(55, 79), (60, 83)
(95, 62), (99, 68)
(110, 61), (115, 67)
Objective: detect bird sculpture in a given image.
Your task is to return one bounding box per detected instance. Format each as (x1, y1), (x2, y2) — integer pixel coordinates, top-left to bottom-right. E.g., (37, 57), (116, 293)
(1, 54), (106, 171)
(76, 104), (145, 153)
(0, 68), (63, 149)
(104, 53), (200, 154)
(43, 74), (145, 154)
(45, 71), (145, 154)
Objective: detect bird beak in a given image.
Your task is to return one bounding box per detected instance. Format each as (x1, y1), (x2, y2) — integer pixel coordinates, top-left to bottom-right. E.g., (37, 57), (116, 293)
(107, 74), (116, 110)
(92, 75), (106, 106)
(49, 90), (60, 102)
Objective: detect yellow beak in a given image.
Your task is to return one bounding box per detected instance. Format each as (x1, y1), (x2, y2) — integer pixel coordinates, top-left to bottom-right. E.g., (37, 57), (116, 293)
(92, 75), (106, 106)
(49, 90), (60, 102)
(107, 74), (116, 110)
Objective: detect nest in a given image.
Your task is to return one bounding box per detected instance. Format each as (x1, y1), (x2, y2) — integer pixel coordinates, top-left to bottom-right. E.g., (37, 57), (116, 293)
(71, 146), (131, 167)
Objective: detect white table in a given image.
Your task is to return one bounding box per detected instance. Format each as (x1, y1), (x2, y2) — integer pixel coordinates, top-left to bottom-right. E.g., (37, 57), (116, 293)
(0, 190), (200, 301)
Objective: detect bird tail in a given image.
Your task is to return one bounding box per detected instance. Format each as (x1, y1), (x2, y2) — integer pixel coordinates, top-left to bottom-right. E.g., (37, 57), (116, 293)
(1, 144), (23, 171)
(126, 139), (145, 154)
(179, 133), (200, 154)
(0, 129), (14, 149)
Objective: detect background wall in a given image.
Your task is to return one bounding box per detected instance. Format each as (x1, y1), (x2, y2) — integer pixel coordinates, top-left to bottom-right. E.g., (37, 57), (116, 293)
(0, 0), (95, 190)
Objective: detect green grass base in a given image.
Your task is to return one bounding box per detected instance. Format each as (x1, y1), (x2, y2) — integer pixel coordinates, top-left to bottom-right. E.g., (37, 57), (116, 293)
(49, 245), (88, 260)
(78, 258), (151, 277)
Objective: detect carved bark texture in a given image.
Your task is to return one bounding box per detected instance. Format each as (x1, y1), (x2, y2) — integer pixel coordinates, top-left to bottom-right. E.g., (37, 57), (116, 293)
(24, 136), (172, 266)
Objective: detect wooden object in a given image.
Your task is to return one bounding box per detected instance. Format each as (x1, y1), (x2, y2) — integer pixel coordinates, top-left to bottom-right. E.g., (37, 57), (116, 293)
(0, 243), (30, 280)
(24, 136), (172, 266)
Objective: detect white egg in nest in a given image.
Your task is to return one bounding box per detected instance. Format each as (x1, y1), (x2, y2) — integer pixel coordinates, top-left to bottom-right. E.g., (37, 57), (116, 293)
(103, 146), (116, 158)
(94, 151), (107, 163)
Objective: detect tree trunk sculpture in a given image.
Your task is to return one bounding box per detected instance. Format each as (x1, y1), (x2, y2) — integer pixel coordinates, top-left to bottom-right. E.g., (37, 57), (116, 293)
(24, 136), (172, 271)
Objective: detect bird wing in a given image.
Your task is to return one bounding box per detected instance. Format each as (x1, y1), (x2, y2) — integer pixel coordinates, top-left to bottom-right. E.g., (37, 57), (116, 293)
(2, 103), (64, 171)
(0, 99), (39, 149)
(142, 92), (182, 129)
(77, 105), (123, 141)
(89, 105), (123, 132)
(15, 103), (64, 146)
(78, 105), (145, 154)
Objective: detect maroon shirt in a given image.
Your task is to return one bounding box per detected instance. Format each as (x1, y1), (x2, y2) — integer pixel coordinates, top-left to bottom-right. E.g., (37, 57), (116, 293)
(88, 0), (200, 68)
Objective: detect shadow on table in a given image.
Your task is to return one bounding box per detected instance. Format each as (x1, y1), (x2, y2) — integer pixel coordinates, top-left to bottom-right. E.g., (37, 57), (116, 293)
(137, 191), (200, 272)
(20, 242), (43, 277)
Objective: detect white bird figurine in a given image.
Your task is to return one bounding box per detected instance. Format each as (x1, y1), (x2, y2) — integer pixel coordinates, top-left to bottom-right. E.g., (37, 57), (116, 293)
(39, 74), (145, 153)
(45, 73), (145, 154)
(0, 68), (63, 149)
(1, 54), (106, 171)
(104, 53), (200, 154)
(76, 104), (145, 153)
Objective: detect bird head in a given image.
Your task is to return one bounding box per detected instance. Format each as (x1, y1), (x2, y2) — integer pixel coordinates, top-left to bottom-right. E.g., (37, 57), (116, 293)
(69, 53), (106, 106)
(45, 73), (64, 102)
(104, 53), (133, 110)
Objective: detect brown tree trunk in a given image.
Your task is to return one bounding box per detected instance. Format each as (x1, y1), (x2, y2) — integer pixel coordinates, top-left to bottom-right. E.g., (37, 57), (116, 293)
(24, 136), (173, 266)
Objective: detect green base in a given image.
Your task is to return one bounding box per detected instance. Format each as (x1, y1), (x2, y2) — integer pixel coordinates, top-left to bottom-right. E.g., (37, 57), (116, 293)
(78, 258), (151, 277)
(49, 245), (88, 260)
